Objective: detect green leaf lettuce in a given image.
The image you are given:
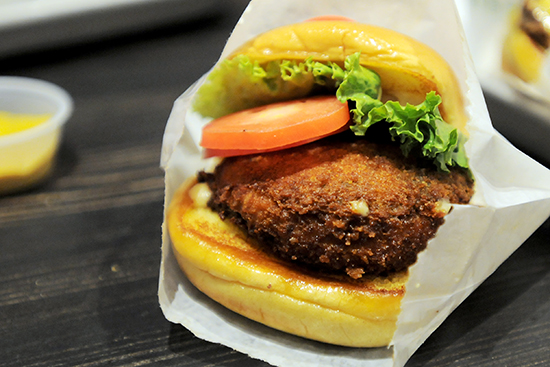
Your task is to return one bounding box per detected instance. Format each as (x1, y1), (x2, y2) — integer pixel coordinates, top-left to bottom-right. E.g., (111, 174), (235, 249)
(192, 53), (468, 171)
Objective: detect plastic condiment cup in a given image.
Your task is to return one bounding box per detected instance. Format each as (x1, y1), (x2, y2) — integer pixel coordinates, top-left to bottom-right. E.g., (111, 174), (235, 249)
(0, 76), (73, 195)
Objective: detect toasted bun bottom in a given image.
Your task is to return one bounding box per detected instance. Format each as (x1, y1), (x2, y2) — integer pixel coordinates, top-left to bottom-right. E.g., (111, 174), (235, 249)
(167, 179), (406, 347)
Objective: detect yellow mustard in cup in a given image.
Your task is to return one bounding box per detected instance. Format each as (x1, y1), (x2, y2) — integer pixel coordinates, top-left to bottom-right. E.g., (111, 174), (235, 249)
(0, 111), (51, 135)
(0, 77), (73, 195)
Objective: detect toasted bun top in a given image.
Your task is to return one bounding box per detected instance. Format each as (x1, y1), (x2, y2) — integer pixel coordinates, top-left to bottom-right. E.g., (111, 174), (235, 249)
(230, 20), (467, 132)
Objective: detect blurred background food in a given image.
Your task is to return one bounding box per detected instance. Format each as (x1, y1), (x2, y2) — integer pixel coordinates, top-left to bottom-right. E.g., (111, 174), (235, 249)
(458, 0), (550, 165)
(502, 0), (550, 83)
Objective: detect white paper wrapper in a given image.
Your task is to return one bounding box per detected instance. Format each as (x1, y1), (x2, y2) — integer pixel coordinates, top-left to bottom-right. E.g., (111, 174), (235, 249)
(159, 0), (550, 366)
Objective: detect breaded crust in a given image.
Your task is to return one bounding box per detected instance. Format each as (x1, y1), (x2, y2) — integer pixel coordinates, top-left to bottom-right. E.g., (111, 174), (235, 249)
(203, 134), (474, 278)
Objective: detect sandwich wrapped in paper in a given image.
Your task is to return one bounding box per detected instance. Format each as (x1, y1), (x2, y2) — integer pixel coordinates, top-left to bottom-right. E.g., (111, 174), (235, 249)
(159, 0), (550, 366)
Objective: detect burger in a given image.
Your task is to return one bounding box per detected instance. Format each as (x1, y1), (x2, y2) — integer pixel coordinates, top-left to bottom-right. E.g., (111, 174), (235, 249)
(502, 0), (550, 83)
(167, 17), (474, 348)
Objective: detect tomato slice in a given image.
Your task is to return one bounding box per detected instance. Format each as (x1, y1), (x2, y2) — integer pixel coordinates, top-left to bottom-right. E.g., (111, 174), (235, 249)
(203, 124), (351, 158)
(200, 96), (350, 156)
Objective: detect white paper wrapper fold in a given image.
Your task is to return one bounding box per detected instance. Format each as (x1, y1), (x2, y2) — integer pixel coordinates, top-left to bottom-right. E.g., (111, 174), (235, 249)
(159, 1), (550, 366)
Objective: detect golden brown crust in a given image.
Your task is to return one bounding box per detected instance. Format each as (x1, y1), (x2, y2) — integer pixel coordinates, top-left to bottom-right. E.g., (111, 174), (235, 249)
(168, 179), (406, 347)
(205, 137), (474, 278)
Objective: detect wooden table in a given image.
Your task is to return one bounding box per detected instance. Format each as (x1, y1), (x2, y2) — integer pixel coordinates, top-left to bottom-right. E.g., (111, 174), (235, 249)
(1, 2), (549, 366)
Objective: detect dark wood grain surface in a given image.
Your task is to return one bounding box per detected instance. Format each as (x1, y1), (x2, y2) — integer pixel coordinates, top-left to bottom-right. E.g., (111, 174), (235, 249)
(1, 2), (549, 366)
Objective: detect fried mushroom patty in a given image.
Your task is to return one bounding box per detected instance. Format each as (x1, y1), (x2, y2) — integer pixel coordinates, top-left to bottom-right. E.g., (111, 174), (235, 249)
(201, 135), (474, 279)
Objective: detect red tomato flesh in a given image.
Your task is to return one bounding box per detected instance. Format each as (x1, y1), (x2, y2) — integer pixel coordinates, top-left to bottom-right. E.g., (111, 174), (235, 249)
(203, 124), (351, 158)
(200, 96), (350, 156)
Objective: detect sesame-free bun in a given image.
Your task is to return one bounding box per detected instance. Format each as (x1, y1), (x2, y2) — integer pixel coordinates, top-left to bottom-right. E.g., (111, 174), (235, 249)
(167, 179), (406, 347)
(230, 20), (466, 132)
